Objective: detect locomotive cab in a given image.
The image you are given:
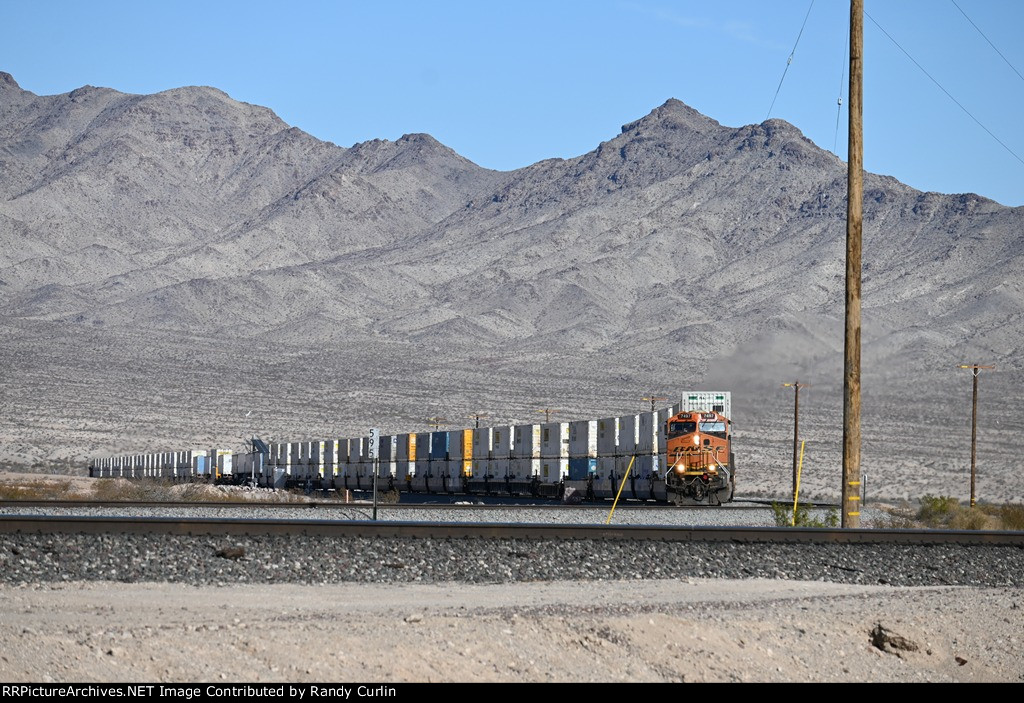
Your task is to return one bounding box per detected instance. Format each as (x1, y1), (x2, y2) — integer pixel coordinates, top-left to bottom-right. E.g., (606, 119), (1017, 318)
(664, 410), (734, 505)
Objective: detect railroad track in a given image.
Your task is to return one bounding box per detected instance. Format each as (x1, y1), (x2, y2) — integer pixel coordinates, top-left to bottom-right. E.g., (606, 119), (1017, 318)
(1, 515), (1021, 545)
(0, 498), (836, 511)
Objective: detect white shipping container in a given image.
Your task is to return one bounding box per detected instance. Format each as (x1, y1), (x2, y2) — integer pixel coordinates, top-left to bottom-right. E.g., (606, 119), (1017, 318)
(616, 415), (639, 475)
(539, 458), (568, 481)
(490, 426), (512, 478)
(597, 417), (619, 458)
(348, 437), (362, 470)
(679, 391), (731, 419)
(216, 449), (233, 477)
(491, 426), (512, 458)
(472, 427), (493, 460)
(638, 412), (656, 455)
(540, 422), (568, 460)
(568, 420), (598, 459)
(513, 424), (541, 458)
(509, 457), (535, 480)
(636, 454), (656, 480)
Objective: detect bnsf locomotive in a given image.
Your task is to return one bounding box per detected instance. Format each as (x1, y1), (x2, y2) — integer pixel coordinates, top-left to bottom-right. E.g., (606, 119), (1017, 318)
(664, 409), (734, 505)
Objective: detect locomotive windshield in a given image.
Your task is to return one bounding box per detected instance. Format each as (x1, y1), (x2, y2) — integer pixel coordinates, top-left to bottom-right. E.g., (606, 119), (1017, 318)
(668, 421), (697, 438)
(699, 420), (727, 439)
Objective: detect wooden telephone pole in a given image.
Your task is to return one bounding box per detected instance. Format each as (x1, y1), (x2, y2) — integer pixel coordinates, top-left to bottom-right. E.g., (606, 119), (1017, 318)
(959, 364), (994, 507)
(537, 408), (559, 423)
(842, 0), (864, 528)
(782, 382), (808, 502)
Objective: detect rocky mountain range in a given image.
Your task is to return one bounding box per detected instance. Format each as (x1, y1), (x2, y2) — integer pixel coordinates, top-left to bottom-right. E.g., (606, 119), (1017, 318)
(2, 70), (1021, 503)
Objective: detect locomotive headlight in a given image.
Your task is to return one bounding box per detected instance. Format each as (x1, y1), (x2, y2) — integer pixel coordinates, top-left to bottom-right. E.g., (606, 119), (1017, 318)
(693, 434), (700, 445)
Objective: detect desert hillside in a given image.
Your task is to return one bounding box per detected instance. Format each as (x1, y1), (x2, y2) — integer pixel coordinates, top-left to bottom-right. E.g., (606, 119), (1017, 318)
(1, 70), (1021, 502)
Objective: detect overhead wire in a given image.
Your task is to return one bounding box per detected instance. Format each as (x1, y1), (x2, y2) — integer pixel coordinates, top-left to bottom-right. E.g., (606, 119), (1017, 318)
(864, 9), (1024, 168)
(950, 0), (1024, 85)
(765, 0), (815, 121)
(833, 29), (849, 155)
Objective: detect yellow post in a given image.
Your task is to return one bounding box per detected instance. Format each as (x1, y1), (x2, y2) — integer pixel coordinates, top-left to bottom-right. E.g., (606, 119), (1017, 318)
(791, 440), (806, 526)
(605, 455), (637, 525)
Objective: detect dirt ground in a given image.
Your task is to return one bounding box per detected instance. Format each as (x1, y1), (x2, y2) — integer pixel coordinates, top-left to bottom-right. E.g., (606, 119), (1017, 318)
(1, 579), (1021, 683)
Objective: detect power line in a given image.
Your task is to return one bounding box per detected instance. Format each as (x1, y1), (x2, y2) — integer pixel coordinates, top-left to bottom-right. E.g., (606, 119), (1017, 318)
(766, 0), (815, 121)
(864, 9), (1024, 168)
(950, 0), (1024, 85)
(833, 29), (849, 155)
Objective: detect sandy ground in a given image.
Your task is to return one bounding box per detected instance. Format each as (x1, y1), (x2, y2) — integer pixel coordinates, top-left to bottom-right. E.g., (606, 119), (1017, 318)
(3, 471), (1021, 682)
(1, 579), (1022, 683)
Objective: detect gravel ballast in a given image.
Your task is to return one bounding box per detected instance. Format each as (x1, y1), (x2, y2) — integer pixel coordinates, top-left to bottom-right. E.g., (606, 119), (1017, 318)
(3, 504), (1019, 588)
(2, 531), (1021, 588)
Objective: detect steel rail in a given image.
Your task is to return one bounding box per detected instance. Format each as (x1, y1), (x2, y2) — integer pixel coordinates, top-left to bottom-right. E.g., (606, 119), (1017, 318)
(1, 515), (1021, 545)
(0, 499), (799, 511)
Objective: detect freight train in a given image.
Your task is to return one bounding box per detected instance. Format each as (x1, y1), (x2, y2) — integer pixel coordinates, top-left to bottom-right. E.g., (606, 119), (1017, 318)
(90, 392), (734, 505)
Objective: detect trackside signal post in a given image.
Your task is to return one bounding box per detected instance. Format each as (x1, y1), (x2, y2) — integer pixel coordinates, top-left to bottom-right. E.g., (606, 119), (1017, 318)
(369, 427), (380, 521)
(959, 365), (994, 507)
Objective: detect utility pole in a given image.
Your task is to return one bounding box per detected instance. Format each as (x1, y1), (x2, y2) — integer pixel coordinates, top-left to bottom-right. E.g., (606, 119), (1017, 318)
(842, 0), (864, 529)
(469, 413), (488, 429)
(959, 364), (994, 507)
(427, 417), (449, 431)
(642, 395), (669, 413)
(537, 408), (559, 423)
(782, 382), (808, 502)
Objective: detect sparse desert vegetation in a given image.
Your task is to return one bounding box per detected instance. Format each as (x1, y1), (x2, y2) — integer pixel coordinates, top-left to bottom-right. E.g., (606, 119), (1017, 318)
(0, 473), (324, 503)
(871, 496), (1024, 531)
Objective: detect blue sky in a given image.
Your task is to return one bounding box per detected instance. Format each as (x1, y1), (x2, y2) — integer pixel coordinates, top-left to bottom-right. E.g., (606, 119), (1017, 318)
(4, 0), (1023, 206)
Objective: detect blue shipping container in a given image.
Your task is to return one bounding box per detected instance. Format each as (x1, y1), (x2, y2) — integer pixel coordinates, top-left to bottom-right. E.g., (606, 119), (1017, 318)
(568, 457), (598, 481)
(430, 431), (449, 460)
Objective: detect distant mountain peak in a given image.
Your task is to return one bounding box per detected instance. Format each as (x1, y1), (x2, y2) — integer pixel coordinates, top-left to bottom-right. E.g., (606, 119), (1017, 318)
(0, 71), (22, 90)
(621, 98), (721, 136)
(67, 84), (119, 101)
(397, 133), (440, 145)
(158, 84), (234, 101)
